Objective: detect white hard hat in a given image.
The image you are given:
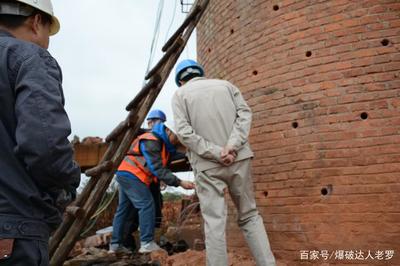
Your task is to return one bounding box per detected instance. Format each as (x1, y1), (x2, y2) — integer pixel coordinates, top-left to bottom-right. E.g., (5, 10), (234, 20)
(0, 0), (60, 35)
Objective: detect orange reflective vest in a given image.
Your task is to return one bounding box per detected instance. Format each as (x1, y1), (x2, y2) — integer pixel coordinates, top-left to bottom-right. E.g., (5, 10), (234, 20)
(118, 132), (169, 186)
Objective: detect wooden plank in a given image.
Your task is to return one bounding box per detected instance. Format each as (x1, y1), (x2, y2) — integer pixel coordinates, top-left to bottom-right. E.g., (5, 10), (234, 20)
(125, 75), (161, 111)
(73, 143), (108, 171)
(85, 160), (113, 177)
(105, 121), (128, 143)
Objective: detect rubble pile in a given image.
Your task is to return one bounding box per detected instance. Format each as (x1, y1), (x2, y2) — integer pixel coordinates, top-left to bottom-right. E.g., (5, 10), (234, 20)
(63, 185), (263, 265)
(65, 247), (162, 266)
(65, 197), (207, 265)
(65, 247), (258, 266)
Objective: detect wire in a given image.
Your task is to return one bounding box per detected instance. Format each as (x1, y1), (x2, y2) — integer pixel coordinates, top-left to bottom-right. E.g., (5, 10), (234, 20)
(185, 29), (192, 59)
(143, 0), (165, 86)
(80, 216), (99, 237)
(90, 186), (118, 219)
(186, 44), (190, 59)
(164, 0), (178, 43)
(79, 180), (119, 237)
(177, 202), (200, 235)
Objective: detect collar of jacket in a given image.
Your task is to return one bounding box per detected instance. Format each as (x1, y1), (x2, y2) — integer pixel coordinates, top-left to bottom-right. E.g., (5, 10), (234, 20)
(186, 76), (205, 85)
(151, 123), (177, 155)
(0, 29), (14, 38)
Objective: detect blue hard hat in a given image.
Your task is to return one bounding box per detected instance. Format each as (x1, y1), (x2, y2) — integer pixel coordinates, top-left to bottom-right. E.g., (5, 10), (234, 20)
(146, 109), (166, 122)
(175, 59), (204, 86)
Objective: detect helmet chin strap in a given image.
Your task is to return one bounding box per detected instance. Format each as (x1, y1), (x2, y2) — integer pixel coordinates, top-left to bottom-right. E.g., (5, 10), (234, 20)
(179, 67), (202, 80)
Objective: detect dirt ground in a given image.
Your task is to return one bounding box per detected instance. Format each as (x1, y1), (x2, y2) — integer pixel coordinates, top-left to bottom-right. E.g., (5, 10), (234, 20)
(66, 196), (268, 265)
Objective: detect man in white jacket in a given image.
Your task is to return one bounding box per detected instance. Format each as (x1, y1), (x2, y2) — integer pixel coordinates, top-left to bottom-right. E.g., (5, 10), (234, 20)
(171, 59), (276, 266)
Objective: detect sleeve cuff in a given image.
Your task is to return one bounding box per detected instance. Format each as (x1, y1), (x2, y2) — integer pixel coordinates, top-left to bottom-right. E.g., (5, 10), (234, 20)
(176, 178), (181, 187)
(213, 146), (223, 163)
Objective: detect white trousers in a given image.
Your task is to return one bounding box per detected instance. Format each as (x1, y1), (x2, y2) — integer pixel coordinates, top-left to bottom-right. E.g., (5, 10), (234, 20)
(195, 159), (276, 266)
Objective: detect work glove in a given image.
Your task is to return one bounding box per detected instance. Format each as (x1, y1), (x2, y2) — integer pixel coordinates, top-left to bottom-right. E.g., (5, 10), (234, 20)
(55, 189), (76, 211)
(47, 187), (76, 212)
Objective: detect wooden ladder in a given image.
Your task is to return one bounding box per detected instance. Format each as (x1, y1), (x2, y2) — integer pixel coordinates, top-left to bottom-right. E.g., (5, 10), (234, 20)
(49, 0), (209, 264)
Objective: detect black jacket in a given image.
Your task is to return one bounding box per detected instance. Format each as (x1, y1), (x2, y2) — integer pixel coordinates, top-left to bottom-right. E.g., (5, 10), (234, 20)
(0, 30), (80, 237)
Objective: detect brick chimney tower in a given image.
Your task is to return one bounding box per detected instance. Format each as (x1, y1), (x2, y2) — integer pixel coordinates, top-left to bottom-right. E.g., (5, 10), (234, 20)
(196, 1), (400, 264)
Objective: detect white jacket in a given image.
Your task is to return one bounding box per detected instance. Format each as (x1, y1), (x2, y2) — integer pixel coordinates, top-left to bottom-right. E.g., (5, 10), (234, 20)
(172, 77), (254, 172)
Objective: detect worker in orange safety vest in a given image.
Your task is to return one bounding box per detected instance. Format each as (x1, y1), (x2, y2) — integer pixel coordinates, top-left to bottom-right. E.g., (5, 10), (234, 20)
(109, 122), (194, 254)
(119, 109), (168, 251)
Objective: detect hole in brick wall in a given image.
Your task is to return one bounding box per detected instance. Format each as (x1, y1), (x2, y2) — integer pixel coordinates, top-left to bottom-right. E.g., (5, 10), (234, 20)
(230, 29), (234, 34)
(273, 5), (279, 11)
(253, 70), (258, 76)
(263, 191), (268, 197)
(292, 121), (298, 128)
(381, 39), (389, 46)
(360, 112), (368, 120)
(321, 184), (333, 196)
(306, 51), (312, 57)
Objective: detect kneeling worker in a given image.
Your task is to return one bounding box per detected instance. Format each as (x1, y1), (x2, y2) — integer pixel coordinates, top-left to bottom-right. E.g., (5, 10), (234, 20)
(110, 122), (194, 253)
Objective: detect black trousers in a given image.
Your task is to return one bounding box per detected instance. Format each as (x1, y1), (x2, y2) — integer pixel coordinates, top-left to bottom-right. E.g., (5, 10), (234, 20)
(0, 238), (48, 266)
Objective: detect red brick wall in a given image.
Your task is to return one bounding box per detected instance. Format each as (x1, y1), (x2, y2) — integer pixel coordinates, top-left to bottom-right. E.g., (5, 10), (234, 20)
(197, 0), (400, 264)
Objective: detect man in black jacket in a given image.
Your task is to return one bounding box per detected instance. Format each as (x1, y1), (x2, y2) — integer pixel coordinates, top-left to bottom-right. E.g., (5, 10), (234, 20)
(0, 1), (80, 265)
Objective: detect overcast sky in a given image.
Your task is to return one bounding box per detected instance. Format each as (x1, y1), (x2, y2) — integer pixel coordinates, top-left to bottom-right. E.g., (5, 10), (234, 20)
(49, 0), (197, 140)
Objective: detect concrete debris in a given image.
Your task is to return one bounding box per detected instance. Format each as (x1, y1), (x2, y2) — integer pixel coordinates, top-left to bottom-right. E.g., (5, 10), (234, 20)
(70, 232), (112, 258)
(149, 249), (168, 265)
(64, 247), (117, 266)
(65, 247), (170, 266)
(65, 247), (275, 266)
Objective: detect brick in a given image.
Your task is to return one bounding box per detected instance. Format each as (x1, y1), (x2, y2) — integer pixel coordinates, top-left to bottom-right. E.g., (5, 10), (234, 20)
(324, 89), (341, 97)
(384, 62), (400, 72)
(343, 68), (365, 78)
(351, 57), (375, 67)
(341, 18), (361, 28)
(374, 72), (397, 82)
(368, 5), (387, 14)
(364, 63), (385, 74)
(324, 22), (342, 32)
(359, 14), (380, 25)
(370, 100), (389, 109)
(335, 61), (352, 70)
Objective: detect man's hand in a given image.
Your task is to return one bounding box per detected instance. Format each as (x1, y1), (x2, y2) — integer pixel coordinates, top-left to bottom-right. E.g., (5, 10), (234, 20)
(221, 145), (237, 166)
(221, 153), (235, 166)
(221, 145), (237, 158)
(180, 180), (195, 190)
